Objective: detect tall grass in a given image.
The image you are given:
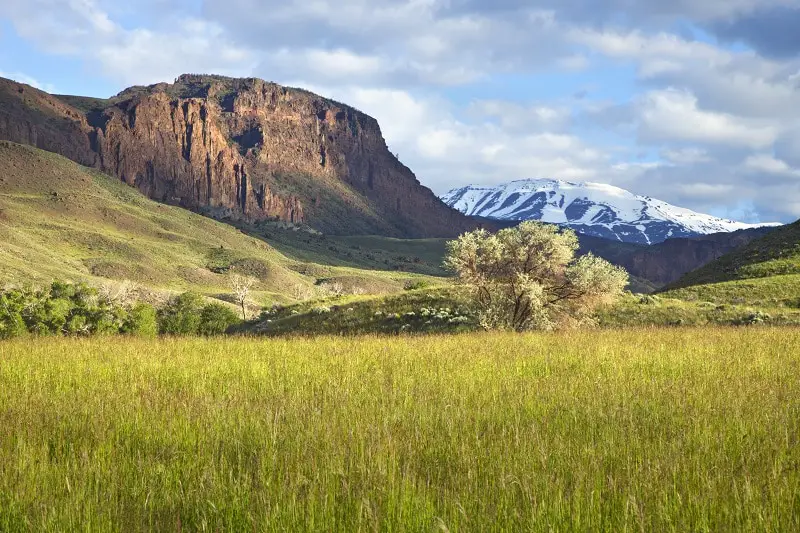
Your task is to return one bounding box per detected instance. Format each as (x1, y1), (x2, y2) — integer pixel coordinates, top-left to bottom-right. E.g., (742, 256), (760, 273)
(1, 329), (799, 531)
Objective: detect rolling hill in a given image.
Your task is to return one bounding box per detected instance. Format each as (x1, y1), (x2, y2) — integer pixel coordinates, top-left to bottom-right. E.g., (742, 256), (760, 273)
(0, 141), (438, 304)
(662, 219), (800, 308)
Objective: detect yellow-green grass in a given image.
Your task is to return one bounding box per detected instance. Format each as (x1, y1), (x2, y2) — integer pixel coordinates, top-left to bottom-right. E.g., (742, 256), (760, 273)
(0, 142), (437, 303)
(2, 329), (799, 531)
(668, 220), (800, 290)
(599, 292), (800, 327)
(662, 274), (800, 309)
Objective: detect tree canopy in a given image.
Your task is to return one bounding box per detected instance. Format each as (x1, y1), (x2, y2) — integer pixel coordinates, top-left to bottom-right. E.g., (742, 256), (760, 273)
(445, 221), (629, 331)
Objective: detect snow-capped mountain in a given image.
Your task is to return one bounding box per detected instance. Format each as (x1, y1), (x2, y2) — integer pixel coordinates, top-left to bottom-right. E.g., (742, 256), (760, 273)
(442, 179), (781, 244)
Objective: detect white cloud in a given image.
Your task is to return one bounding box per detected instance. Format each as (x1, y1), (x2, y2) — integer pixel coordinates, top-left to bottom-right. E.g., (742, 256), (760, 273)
(744, 154), (800, 177)
(637, 89), (778, 149)
(1, 0), (256, 85)
(3, 0), (800, 221)
(94, 19), (256, 85)
(0, 70), (56, 93)
(468, 100), (572, 133)
(660, 148), (712, 165)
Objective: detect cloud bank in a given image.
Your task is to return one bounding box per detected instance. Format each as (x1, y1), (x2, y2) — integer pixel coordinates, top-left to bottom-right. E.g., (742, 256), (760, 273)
(2, 0), (800, 222)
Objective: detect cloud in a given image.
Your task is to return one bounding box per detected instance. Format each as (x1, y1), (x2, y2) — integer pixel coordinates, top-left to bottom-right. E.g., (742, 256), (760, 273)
(636, 89), (779, 149)
(744, 154), (800, 178)
(0, 70), (56, 93)
(205, 1), (575, 85)
(94, 18), (256, 85)
(709, 5), (800, 58)
(775, 127), (800, 167)
(467, 100), (573, 133)
(660, 148), (712, 165)
(1, 0), (256, 85)
(3, 0), (800, 222)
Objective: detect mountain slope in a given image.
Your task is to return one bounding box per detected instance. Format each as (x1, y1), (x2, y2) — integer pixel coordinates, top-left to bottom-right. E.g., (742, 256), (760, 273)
(580, 227), (776, 287)
(443, 179), (778, 244)
(0, 74), (479, 238)
(666, 219), (800, 291)
(0, 141), (436, 301)
(655, 219), (800, 311)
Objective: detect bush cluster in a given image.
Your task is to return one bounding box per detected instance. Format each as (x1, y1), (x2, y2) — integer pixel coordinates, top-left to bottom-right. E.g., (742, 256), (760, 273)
(404, 279), (432, 291)
(0, 283), (241, 339)
(0, 282), (156, 339)
(157, 292), (242, 336)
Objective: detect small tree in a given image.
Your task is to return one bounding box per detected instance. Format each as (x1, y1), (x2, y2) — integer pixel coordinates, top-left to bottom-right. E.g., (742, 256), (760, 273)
(199, 303), (241, 336)
(229, 274), (255, 320)
(157, 292), (204, 335)
(444, 221), (628, 331)
(122, 303), (158, 338)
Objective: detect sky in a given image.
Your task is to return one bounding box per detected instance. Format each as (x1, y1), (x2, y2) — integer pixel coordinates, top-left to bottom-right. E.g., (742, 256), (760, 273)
(2, 0), (800, 223)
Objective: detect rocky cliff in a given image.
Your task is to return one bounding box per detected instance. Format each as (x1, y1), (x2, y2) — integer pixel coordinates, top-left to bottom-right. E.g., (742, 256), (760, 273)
(579, 227), (776, 287)
(0, 74), (478, 238)
(0, 78), (97, 168)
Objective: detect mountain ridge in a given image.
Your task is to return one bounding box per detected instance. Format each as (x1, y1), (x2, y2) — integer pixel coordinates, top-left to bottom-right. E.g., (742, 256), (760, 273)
(665, 219), (800, 291)
(442, 178), (779, 244)
(0, 74), (482, 238)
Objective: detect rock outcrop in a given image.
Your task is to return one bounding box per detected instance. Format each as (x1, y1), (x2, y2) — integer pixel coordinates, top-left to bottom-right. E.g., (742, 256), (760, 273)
(580, 227), (775, 287)
(0, 78), (98, 168)
(0, 74), (479, 238)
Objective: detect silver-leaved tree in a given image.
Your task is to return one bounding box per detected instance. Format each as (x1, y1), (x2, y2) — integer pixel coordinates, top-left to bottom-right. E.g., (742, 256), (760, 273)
(445, 221), (629, 331)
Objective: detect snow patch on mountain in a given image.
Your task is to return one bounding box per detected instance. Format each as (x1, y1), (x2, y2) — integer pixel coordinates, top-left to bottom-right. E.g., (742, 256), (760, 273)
(441, 179), (781, 245)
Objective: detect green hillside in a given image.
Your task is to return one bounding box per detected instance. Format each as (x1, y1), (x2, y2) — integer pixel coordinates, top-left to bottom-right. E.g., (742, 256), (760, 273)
(668, 220), (800, 288)
(661, 220), (800, 308)
(0, 142), (437, 304)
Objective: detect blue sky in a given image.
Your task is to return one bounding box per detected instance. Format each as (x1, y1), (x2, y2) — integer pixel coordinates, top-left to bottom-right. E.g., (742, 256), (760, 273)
(2, 0), (800, 223)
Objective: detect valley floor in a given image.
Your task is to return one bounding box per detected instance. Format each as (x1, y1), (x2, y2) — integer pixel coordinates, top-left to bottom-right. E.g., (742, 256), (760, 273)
(1, 329), (799, 531)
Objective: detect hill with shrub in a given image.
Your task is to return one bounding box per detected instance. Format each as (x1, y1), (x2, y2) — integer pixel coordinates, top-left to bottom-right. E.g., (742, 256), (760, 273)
(0, 141), (441, 308)
(660, 219), (800, 310)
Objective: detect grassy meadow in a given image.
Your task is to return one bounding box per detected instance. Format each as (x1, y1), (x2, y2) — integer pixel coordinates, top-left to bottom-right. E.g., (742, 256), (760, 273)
(2, 329), (799, 532)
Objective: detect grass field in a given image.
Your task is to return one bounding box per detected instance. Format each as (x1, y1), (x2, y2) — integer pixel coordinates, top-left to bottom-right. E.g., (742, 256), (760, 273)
(2, 329), (799, 532)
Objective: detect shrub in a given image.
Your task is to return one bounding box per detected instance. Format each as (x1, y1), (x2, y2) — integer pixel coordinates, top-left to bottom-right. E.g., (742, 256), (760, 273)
(158, 292), (205, 335)
(404, 280), (431, 291)
(0, 282), (139, 337)
(122, 303), (158, 337)
(638, 295), (661, 305)
(198, 303), (241, 336)
(445, 221), (629, 331)
(739, 311), (772, 326)
(0, 298), (27, 339)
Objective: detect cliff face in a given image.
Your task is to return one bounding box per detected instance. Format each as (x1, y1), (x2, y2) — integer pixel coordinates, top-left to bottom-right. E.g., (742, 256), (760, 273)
(0, 78), (98, 168)
(93, 91), (303, 224)
(0, 74), (478, 238)
(615, 228), (774, 287)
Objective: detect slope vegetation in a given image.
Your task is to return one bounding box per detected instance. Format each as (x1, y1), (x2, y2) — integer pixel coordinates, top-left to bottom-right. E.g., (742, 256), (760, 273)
(0, 142), (434, 302)
(669, 220), (800, 286)
(662, 220), (800, 307)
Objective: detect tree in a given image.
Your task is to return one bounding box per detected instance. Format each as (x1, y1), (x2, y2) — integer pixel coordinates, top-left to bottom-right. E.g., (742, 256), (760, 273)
(157, 292), (204, 335)
(122, 303), (158, 338)
(229, 274), (255, 320)
(444, 221), (628, 331)
(198, 303), (241, 336)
